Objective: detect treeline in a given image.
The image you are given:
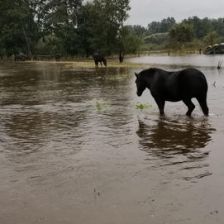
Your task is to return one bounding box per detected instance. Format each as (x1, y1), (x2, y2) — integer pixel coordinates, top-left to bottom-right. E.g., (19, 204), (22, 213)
(0, 0), (143, 58)
(1, 0), (224, 58)
(135, 16), (224, 51)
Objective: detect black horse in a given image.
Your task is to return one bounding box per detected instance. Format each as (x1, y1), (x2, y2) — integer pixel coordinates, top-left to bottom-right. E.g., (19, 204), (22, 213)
(135, 67), (209, 116)
(93, 53), (107, 67)
(15, 53), (30, 61)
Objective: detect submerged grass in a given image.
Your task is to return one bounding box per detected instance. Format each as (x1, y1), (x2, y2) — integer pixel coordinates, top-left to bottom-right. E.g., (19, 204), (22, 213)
(136, 102), (152, 110)
(92, 99), (111, 112)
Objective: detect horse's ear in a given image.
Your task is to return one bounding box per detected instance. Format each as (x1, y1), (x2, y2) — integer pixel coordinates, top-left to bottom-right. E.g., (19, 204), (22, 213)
(135, 73), (138, 78)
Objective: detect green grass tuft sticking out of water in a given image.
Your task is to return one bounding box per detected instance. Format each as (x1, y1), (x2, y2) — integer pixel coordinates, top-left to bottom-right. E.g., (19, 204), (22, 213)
(136, 102), (152, 110)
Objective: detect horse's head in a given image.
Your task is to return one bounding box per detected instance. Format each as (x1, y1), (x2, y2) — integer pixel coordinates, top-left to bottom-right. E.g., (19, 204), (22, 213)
(135, 72), (146, 96)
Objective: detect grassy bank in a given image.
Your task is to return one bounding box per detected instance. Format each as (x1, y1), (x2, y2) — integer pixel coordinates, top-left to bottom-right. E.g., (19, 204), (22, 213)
(24, 59), (146, 69)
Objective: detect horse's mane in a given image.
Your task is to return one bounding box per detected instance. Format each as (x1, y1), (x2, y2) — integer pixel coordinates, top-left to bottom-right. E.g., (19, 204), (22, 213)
(139, 67), (166, 77)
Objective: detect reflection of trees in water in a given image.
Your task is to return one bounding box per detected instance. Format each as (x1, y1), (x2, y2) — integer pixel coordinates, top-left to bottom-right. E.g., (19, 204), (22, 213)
(0, 63), (63, 105)
(1, 109), (88, 156)
(136, 117), (215, 161)
(0, 65), (133, 158)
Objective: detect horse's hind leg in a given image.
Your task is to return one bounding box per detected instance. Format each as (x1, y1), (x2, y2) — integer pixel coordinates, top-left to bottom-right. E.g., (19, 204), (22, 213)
(103, 59), (107, 67)
(196, 95), (209, 116)
(183, 98), (195, 116)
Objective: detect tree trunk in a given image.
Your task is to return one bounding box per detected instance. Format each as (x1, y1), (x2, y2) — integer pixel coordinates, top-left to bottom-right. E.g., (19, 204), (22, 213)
(22, 26), (32, 57)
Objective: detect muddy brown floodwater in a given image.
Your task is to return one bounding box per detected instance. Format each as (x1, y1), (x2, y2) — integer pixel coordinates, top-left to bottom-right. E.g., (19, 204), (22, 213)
(0, 58), (224, 224)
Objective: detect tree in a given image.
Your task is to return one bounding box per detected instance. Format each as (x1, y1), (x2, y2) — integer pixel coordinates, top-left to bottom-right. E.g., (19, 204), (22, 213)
(211, 18), (224, 37)
(119, 26), (143, 54)
(0, 0), (38, 56)
(147, 17), (176, 34)
(182, 16), (211, 39)
(169, 23), (194, 44)
(125, 25), (147, 37)
(36, 0), (83, 55)
(160, 17), (176, 33)
(78, 0), (130, 56)
(203, 31), (220, 46)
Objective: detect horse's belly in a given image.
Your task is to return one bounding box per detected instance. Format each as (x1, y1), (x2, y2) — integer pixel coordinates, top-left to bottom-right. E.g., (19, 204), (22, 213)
(163, 91), (181, 102)
(165, 97), (181, 102)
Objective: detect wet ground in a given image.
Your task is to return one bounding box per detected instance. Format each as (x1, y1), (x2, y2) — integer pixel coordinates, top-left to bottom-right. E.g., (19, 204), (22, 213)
(0, 57), (224, 224)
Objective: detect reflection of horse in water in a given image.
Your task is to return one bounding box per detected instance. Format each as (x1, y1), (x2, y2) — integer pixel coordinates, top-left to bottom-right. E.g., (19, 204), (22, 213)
(136, 117), (215, 161)
(136, 117), (215, 181)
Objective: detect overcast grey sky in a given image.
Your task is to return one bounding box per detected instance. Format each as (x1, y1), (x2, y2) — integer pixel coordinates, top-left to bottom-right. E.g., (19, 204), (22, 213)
(126, 0), (224, 26)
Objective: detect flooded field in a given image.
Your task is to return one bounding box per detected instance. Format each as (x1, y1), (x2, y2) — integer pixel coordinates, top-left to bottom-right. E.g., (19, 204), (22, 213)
(128, 54), (224, 68)
(0, 56), (224, 224)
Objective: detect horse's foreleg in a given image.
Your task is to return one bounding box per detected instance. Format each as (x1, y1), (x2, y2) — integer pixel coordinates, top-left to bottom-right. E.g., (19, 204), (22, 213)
(183, 98), (195, 116)
(154, 97), (165, 115)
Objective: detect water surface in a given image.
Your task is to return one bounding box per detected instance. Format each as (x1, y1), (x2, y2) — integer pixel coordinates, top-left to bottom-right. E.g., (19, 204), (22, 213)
(128, 54), (224, 68)
(0, 59), (224, 224)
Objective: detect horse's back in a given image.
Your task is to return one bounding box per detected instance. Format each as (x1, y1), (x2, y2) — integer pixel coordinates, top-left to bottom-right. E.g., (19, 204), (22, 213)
(178, 68), (208, 95)
(156, 68), (208, 100)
